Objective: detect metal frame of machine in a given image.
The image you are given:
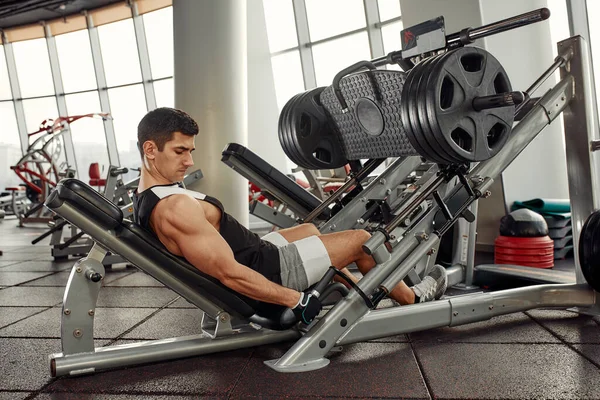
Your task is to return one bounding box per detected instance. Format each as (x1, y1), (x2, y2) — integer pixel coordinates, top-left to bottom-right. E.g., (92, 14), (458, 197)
(45, 11), (599, 377)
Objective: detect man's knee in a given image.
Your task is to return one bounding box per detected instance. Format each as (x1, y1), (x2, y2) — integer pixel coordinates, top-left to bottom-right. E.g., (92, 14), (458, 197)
(353, 229), (371, 245)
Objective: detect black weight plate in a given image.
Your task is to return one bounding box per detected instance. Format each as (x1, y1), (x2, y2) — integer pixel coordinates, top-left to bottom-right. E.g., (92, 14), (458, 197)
(420, 51), (466, 164)
(277, 94), (296, 164)
(283, 92), (315, 169)
(580, 210), (600, 292)
(425, 47), (514, 162)
(286, 90), (318, 168)
(278, 92), (307, 167)
(415, 53), (463, 164)
(294, 88), (342, 169)
(401, 59), (446, 164)
(408, 55), (453, 164)
(290, 88), (348, 169)
(400, 60), (431, 161)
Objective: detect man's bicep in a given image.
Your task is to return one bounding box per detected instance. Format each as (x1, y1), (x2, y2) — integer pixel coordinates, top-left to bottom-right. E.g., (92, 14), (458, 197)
(155, 196), (236, 278)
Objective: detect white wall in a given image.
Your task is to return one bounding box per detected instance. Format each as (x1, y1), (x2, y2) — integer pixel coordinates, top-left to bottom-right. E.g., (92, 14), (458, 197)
(247, 0), (288, 172)
(479, 0), (569, 207)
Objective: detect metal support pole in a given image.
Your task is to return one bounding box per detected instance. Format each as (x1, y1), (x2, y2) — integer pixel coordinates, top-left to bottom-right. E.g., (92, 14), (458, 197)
(45, 24), (79, 177)
(559, 36), (600, 284)
(2, 34), (29, 154)
(86, 13), (120, 166)
(292, 0), (317, 89)
(364, 0), (384, 59)
(131, 2), (157, 111)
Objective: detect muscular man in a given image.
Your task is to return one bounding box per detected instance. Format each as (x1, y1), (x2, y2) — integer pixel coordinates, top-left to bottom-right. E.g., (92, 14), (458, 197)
(133, 108), (447, 325)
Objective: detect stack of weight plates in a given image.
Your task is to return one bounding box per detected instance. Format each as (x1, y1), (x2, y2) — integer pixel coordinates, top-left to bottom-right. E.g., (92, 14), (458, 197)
(494, 209), (554, 268)
(399, 46), (514, 164)
(494, 236), (554, 268)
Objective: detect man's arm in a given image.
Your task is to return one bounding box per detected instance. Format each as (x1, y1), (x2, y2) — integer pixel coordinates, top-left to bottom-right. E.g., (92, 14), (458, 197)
(152, 194), (302, 309)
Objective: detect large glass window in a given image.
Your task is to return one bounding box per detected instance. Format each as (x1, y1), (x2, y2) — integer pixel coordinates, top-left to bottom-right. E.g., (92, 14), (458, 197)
(271, 50), (304, 110)
(312, 32), (371, 86)
(305, 0), (366, 41)
(154, 78), (174, 108)
(381, 21), (404, 54)
(65, 92), (110, 178)
(0, 102), (23, 188)
(144, 7), (174, 79)
(12, 38), (55, 98)
(378, 0), (401, 21)
(262, 0), (298, 52)
(0, 46), (12, 100)
(98, 19), (142, 87)
(22, 97), (59, 134)
(108, 84), (147, 171)
(55, 29), (97, 93)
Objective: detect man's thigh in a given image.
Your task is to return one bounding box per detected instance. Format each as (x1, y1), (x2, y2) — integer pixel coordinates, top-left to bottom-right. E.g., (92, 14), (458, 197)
(275, 223), (320, 243)
(317, 230), (371, 268)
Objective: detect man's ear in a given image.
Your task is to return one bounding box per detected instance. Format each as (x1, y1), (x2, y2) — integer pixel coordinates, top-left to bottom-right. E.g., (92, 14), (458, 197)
(142, 140), (157, 160)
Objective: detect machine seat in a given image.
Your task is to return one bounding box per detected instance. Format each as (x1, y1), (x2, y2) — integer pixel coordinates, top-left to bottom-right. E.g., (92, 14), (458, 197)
(89, 163), (107, 187)
(45, 179), (287, 330)
(221, 143), (330, 219)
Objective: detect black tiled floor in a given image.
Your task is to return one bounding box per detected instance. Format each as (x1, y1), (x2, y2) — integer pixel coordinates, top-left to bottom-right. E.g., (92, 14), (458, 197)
(0, 261), (72, 272)
(0, 272), (54, 286)
(45, 348), (254, 396)
(1, 216), (600, 399)
(526, 309), (600, 343)
(0, 392), (31, 400)
(96, 287), (178, 308)
(0, 306), (47, 328)
(230, 342), (429, 399)
(122, 308), (203, 339)
(32, 395), (214, 400)
(410, 312), (561, 343)
(0, 287), (65, 307)
(0, 307), (158, 339)
(414, 342), (600, 399)
(104, 272), (164, 287)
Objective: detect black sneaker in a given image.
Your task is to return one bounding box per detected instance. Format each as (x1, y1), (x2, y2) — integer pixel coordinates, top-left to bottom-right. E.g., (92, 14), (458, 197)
(411, 265), (448, 302)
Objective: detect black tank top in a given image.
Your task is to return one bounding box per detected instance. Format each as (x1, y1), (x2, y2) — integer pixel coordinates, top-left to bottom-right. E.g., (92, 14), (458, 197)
(132, 183), (282, 284)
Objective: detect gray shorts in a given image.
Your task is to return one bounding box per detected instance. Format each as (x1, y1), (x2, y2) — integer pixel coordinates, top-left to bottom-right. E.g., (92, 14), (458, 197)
(262, 231), (332, 291)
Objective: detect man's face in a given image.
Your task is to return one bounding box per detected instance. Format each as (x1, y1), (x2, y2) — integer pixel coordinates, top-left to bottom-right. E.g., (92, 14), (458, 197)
(150, 131), (195, 182)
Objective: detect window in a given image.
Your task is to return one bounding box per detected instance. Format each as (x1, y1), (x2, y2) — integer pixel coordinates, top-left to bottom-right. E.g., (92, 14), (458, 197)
(55, 29), (97, 93)
(305, 0), (366, 41)
(312, 32), (371, 86)
(154, 78), (174, 108)
(144, 7), (174, 79)
(108, 84), (147, 172)
(262, 0), (298, 52)
(381, 20), (404, 54)
(0, 46), (12, 100)
(271, 50), (304, 110)
(377, 0), (401, 21)
(98, 19), (142, 87)
(12, 38), (55, 98)
(0, 102), (19, 146)
(22, 97), (59, 134)
(65, 92), (110, 177)
(0, 102), (22, 187)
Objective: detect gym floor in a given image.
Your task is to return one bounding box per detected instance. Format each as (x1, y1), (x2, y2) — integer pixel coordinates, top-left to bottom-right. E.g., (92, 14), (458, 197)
(2, 220), (600, 400)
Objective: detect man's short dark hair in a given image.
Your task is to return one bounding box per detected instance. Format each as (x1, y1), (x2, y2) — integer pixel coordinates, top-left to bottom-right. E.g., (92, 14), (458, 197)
(137, 107), (199, 158)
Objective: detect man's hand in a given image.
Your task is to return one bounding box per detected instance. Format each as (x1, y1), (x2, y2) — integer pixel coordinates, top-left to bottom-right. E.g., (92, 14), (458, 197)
(292, 291), (322, 325)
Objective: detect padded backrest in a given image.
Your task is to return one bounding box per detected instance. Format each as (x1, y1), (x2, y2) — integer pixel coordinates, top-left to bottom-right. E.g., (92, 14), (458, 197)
(89, 163), (101, 180)
(46, 179), (123, 230)
(46, 178), (286, 326)
(222, 143), (329, 218)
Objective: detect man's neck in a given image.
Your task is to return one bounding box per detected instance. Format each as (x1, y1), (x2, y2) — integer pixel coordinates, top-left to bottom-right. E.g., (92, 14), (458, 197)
(138, 165), (173, 193)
